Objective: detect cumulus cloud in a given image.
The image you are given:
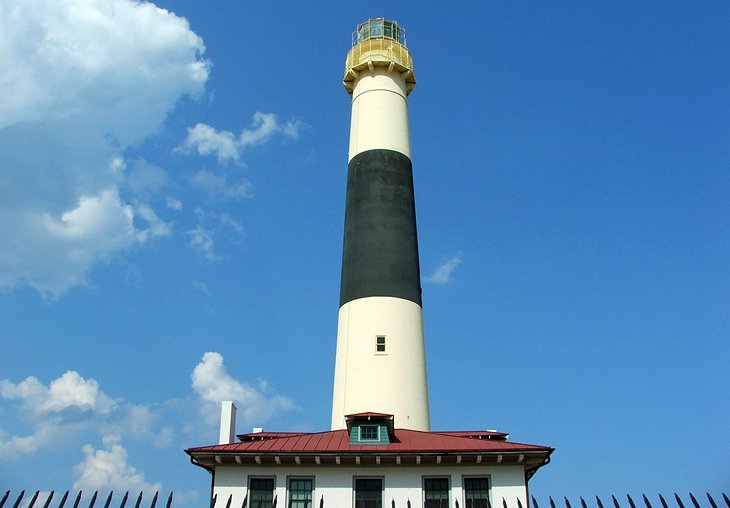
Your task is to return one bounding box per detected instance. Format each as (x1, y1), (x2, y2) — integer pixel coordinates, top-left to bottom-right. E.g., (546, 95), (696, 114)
(181, 112), (303, 164)
(192, 352), (294, 425)
(0, 371), (115, 417)
(0, 0), (209, 296)
(73, 436), (161, 494)
(0, 371), (171, 459)
(425, 253), (463, 285)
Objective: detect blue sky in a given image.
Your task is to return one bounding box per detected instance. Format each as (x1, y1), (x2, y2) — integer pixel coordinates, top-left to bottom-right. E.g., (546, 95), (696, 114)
(1, 0), (728, 502)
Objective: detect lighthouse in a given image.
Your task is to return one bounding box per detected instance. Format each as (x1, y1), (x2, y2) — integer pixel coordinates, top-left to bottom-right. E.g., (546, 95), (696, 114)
(187, 20), (553, 508)
(331, 18), (430, 431)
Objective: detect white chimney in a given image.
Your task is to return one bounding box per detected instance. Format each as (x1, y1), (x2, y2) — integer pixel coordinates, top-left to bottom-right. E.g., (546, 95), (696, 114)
(219, 401), (237, 445)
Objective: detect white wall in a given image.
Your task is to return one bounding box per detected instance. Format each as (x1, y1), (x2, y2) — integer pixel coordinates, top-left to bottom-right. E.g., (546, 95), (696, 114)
(331, 297), (430, 431)
(212, 464), (527, 508)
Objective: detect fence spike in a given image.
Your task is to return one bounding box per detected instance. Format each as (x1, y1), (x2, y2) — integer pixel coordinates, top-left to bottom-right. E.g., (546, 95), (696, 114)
(504, 498), (509, 508)
(549, 496), (557, 508)
(722, 494), (730, 508)
(706, 493), (718, 508)
(675, 494), (686, 508)
(519, 498), (524, 508)
(273, 494), (278, 507)
(581, 497), (588, 508)
(318, 495), (322, 508)
(42, 491), (55, 508)
(533, 496), (540, 508)
(596, 496), (605, 508)
(165, 493), (173, 508)
(242, 494), (248, 508)
(612, 495), (621, 508)
(690, 494), (701, 508)
(87, 490), (98, 508)
(133, 492), (143, 508)
(659, 494), (669, 508)
(211, 494), (217, 508)
(27, 491), (41, 508)
(150, 492), (159, 508)
(456, 500), (461, 508)
(120, 492), (129, 508)
(225, 494), (232, 508)
(0, 490), (9, 508)
(643, 494), (653, 508)
(103, 491), (113, 508)
(71, 491), (83, 508)
(58, 491), (70, 508)
(11, 490), (25, 508)
(565, 496), (573, 508)
(627, 494), (637, 508)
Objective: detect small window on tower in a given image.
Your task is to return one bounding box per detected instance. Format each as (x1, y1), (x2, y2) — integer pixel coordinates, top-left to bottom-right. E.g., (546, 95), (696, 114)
(375, 336), (386, 353)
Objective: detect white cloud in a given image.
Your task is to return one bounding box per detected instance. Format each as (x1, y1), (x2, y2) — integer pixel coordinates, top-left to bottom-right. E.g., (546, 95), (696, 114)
(181, 112), (302, 164)
(135, 203), (172, 243)
(425, 253), (463, 285)
(191, 352), (294, 425)
(190, 169), (253, 200)
(0, 371), (115, 417)
(125, 160), (170, 201)
(182, 124), (240, 164)
(186, 225), (219, 262)
(0, 371), (171, 459)
(0, 0), (209, 296)
(73, 436), (161, 494)
(185, 210), (245, 262)
(166, 197), (183, 211)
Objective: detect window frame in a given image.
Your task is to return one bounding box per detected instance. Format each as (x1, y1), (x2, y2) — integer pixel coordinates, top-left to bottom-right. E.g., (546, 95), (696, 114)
(375, 335), (387, 354)
(248, 476), (276, 508)
(462, 475), (491, 508)
(353, 477), (384, 508)
(423, 476), (450, 508)
(358, 424), (380, 442)
(287, 476), (314, 508)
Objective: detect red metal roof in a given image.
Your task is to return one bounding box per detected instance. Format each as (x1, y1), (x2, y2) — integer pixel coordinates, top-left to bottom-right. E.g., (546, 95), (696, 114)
(187, 428), (552, 455)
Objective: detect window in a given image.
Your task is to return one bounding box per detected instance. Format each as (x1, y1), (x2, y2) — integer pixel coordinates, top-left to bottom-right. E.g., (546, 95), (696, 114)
(463, 477), (490, 508)
(288, 478), (313, 508)
(355, 478), (382, 508)
(359, 424), (379, 441)
(249, 478), (275, 508)
(376, 336), (386, 353)
(424, 478), (449, 508)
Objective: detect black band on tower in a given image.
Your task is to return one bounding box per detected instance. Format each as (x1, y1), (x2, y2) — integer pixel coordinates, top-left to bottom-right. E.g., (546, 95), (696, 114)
(339, 149), (422, 307)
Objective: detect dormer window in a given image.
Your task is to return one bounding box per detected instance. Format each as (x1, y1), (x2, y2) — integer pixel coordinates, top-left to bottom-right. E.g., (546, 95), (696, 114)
(359, 424), (379, 441)
(346, 413), (394, 445)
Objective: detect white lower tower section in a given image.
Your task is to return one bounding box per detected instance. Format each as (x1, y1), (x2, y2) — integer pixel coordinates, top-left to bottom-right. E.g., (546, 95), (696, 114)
(331, 297), (429, 431)
(331, 19), (430, 431)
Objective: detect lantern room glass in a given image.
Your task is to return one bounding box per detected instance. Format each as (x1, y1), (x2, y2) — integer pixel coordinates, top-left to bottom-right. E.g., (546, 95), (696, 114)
(353, 18), (406, 46)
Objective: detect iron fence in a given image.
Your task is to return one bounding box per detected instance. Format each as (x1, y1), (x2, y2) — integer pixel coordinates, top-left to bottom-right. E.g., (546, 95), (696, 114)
(1, 491), (727, 508)
(0, 491), (172, 508)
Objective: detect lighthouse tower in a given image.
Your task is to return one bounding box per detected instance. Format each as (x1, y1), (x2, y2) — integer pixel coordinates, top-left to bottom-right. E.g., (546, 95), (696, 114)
(331, 18), (430, 431)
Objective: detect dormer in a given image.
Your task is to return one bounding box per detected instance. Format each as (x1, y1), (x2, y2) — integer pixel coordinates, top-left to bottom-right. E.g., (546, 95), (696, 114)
(345, 412), (394, 445)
